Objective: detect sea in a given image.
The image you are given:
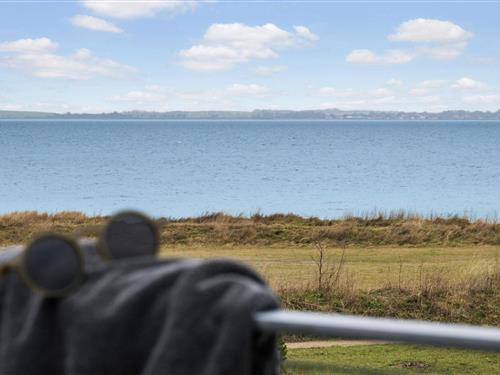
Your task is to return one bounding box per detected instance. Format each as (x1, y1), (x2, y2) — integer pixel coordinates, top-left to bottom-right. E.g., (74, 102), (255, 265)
(0, 120), (499, 219)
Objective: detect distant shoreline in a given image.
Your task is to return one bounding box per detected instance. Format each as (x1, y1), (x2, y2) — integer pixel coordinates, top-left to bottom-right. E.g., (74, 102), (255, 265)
(1, 108), (500, 121)
(2, 118), (500, 122)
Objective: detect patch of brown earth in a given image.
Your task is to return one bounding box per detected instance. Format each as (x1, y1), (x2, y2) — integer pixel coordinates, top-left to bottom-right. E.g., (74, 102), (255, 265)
(286, 340), (388, 349)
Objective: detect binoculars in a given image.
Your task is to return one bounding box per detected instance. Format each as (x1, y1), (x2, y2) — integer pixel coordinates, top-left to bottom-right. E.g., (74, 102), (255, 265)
(0, 211), (159, 298)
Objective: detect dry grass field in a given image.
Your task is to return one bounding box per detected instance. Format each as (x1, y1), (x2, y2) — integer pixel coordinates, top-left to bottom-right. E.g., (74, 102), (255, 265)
(163, 244), (499, 291)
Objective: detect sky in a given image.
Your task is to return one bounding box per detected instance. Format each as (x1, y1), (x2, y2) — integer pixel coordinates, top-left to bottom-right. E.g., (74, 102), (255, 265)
(0, 0), (499, 113)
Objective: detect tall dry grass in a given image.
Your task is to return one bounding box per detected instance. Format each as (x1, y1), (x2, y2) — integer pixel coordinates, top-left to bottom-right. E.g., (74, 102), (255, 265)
(278, 243), (499, 325)
(0, 211), (103, 245)
(2, 210), (499, 247)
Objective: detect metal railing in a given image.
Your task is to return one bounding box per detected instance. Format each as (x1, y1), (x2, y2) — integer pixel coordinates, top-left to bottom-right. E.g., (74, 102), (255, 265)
(255, 310), (500, 352)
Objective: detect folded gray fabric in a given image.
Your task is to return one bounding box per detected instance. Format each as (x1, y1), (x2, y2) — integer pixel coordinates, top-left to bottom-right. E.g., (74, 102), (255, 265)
(0, 256), (279, 375)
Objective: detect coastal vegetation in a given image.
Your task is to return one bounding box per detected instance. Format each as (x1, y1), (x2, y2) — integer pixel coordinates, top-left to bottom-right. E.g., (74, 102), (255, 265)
(1, 210), (499, 248)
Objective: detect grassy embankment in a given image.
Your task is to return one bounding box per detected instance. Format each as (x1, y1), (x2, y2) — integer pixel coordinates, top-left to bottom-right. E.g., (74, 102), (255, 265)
(1, 211), (499, 373)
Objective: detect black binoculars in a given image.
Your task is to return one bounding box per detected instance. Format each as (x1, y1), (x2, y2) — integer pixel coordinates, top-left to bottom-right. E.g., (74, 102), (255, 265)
(0, 211), (159, 298)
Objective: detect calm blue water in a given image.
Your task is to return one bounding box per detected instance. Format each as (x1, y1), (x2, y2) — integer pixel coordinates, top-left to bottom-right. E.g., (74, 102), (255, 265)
(0, 120), (499, 218)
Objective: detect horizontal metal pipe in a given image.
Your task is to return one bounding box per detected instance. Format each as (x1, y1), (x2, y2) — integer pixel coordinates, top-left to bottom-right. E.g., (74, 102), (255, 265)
(254, 310), (500, 352)
(0, 246), (22, 269)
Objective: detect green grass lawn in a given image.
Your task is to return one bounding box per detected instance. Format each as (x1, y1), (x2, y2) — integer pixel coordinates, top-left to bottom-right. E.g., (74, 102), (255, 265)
(285, 344), (500, 374)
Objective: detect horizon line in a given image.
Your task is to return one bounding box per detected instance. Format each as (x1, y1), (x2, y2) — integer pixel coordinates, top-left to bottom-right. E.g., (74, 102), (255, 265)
(2, 108), (500, 115)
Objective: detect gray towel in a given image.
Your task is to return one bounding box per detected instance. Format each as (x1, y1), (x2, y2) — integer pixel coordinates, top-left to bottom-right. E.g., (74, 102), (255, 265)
(0, 255), (279, 375)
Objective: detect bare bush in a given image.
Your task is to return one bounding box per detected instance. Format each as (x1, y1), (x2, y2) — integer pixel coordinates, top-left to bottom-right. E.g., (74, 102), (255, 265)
(311, 241), (353, 296)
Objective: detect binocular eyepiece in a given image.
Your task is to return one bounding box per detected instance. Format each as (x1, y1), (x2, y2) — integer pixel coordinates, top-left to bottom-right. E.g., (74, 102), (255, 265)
(21, 234), (83, 297)
(98, 211), (158, 260)
(0, 211), (159, 298)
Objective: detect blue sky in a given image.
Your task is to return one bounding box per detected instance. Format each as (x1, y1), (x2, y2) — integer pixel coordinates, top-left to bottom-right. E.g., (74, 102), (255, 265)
(0, 1), (499, 113)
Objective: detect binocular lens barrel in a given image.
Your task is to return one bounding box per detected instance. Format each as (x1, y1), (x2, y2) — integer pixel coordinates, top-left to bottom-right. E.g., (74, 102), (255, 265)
(100, 211), (158, 259)
(21, 235), (83, 297)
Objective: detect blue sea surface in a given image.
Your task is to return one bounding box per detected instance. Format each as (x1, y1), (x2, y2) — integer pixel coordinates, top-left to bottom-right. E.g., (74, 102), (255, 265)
(0, 120), (499, 218)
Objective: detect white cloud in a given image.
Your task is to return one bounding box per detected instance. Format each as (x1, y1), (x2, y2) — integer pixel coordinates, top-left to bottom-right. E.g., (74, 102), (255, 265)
(108, 83), (271, 110)
(388, 18), (473, 43)
(0, 37), (57, 53)
(0, 37), (135, 79)
(347, 18), (472, 65)
(254, 65), (286, 76)
(346, 49), (415, 64)
(202, 23), (292, 47)
(318, 90), (451, 111)
(377, 50), (416, 64)
(345, 49), (377, 64)
(109, 85), (173, 109)
(178, 45), (250, 71)
(225, 83), (270, 96)
(411, 77), (487, 93)
(111, 90), (164, 103)
(204, 83), (273, 108)
(82, 0), (198, 19)
(410, 79), (448, 96)
(70, 15), (123, 33)
(415, 43), (467, 60)
(293, 26), (319, 42)
(451, 77), (487, 90)
(409, 77), (488, 97)
(310, 82), (490, 112)
(462, 95), (500, 104)
(314, 85), (400, 109)
(178, 23), (318, 71)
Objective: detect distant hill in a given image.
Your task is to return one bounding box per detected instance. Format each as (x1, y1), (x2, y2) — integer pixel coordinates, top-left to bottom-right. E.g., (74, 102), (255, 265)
(0, 110), (61, 119)
(1, 109), (500, 120)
